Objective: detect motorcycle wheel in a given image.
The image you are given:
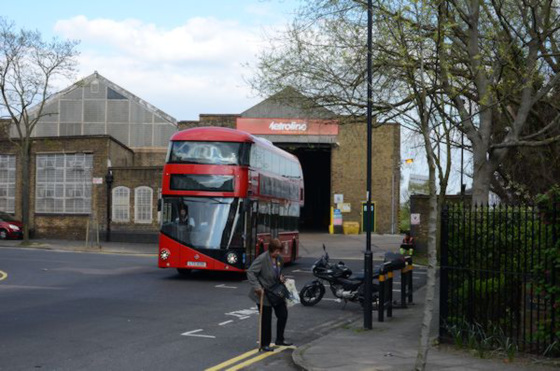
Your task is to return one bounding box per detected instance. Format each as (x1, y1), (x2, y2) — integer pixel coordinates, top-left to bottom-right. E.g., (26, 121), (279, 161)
(299, 284), (325, 306)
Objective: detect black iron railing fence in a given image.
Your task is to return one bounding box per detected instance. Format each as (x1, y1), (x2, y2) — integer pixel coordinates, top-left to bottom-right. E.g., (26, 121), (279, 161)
(439, 203), (559, 356)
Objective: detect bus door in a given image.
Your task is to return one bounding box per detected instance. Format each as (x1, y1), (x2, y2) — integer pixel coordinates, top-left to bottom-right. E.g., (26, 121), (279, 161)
(244, 200), (258, 267)
(271, 202), (279, 238)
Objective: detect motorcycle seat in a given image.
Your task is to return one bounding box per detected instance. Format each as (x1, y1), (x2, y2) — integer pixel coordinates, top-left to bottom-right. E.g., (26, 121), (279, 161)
(350, 271), (381, 281)
(338, 278), (363, 290)
(349, 272), (364, 280)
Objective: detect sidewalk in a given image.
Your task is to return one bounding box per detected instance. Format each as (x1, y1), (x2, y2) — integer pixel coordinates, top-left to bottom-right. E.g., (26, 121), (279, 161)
(298, 232), (402, 260)
(0, 237), (157, 255)
(292, 274), (558, 371)
(295, 234), (557, 370)
(0, 232), (400, 259)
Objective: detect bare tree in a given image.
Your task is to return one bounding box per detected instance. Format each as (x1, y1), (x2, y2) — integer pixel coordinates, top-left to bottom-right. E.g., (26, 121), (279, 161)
(0, 17), (79, 241)
(252, 1), (452, 369)
(247, 0), (560, 204)
(435, 0), (560, 203)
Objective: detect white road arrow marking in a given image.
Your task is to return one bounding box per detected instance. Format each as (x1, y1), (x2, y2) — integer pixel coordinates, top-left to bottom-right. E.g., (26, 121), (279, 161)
(215, 284), (237, 289)
(181, 329), (216, 338)
(225, 308), (259, 319)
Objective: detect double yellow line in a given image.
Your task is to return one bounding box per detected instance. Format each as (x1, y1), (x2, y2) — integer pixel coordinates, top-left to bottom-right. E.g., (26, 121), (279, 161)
(205, 345), (295, 371)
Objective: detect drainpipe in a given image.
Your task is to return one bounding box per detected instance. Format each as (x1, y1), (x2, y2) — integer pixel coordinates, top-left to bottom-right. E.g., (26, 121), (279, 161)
(105, 170), (113, 242)
(391, 172), (395, 234)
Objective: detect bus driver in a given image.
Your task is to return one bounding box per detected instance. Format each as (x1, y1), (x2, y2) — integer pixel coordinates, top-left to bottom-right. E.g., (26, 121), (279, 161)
(176, 204), (195, 229)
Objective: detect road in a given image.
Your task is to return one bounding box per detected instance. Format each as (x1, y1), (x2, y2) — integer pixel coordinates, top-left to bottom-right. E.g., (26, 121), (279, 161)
(0, 244), (425, 370)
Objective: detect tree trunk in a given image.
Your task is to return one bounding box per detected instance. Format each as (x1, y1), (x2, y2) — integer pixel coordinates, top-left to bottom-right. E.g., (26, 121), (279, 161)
(414, 167), (438, 370)
(471, 149), (494, 205)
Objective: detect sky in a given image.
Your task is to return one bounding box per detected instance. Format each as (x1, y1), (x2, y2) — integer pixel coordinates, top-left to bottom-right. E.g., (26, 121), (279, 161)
(2, 0), (469, 199)
(2, 0), (299, 121)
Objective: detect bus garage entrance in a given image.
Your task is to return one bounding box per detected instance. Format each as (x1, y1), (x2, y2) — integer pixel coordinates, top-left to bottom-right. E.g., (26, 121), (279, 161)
(279, 144), (332, 231)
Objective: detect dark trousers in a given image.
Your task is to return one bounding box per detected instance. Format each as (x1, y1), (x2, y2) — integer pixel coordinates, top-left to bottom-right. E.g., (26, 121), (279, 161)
(258, 302), (288, 347)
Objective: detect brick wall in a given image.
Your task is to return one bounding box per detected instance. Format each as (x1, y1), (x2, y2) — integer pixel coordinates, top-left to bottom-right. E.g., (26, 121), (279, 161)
(331, 123), (400, 234)
(132, 148), (167, 166)
(0, 119), (9, 140)
(109, 139), (134, 167)
(178, 114), (239, 131)
(108, 166), (163, 230)
(31, 136), (132, 239)
(410, 194), (472, 254)
(0, 136), (135, 239)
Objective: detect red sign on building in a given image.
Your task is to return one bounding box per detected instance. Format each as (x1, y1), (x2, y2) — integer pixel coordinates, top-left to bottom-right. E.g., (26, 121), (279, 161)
(237, 118), (339, 136)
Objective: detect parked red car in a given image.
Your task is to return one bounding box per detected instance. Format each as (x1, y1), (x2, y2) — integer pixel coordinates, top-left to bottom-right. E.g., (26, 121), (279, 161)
(0, 212), (23, 240)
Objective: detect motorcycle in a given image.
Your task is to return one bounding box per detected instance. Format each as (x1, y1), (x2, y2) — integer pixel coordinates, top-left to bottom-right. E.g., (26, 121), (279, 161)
(299, 245), (380, 307)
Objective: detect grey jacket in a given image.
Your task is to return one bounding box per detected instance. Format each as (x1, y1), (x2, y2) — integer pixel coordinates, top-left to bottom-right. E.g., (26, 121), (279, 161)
(247, 251), (284, 306)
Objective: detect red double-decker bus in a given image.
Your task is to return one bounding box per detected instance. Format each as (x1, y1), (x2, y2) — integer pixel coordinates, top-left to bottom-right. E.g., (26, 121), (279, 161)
(158, 127), (304, 274)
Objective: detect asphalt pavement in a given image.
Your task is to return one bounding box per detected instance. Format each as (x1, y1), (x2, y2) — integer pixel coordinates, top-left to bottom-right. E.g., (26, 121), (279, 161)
(2, 233), (557, 370)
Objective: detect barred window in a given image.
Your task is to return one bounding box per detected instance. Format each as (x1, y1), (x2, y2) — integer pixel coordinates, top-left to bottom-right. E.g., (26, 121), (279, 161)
(134, 186), (153, 224)
(35, 154), (92, 214)
(0, 155), (16, 213)
(112, 186), (130, 222)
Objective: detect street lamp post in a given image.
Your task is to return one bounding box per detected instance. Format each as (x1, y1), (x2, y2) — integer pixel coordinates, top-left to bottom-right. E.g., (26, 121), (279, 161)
(461, 131), (465, 200)
(364, 0), (374, 330)
(105, 170), (113, 242)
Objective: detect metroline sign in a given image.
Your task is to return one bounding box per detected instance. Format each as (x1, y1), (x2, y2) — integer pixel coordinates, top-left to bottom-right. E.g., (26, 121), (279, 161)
(237, 118), (339, 135)
(269, 121), (308, 132)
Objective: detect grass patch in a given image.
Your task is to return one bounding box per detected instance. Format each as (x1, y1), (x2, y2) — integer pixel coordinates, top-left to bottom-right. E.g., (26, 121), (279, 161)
(411, 251), (428, 266)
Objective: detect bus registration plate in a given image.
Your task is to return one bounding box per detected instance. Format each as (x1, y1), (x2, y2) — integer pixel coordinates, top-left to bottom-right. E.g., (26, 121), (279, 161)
(187, 261), (207, 267)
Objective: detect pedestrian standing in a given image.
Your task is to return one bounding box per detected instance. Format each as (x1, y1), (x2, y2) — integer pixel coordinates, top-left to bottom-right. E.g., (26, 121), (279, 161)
(400, 231), (415, 255)
(247, 238), (293, 352)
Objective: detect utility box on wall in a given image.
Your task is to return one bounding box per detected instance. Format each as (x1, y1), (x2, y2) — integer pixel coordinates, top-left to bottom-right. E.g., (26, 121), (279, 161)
(361, 201), (376, 233)
(409, 194), (472, 254)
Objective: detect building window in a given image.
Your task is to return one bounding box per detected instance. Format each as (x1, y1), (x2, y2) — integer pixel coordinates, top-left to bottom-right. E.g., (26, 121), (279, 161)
(90, 80), (99, 94)
(0, 154), (16, 213)
(35, 154), (93, 214)
(134, 186), (153, 224)
(107, 87), (127, 100)
(112, 186), (130, 222)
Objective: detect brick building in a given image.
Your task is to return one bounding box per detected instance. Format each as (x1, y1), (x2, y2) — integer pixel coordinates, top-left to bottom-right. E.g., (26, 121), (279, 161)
(179, 89), (401, 234)
(0, 73), (400, 242)
(0, 72), (174, 242)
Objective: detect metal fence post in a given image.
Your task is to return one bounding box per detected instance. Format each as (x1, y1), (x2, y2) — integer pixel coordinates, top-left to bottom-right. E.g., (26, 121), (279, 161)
(552, 202), (558, 347)
(408, 258), (414, 304)
(378, 269), (385, 322)
(387, 270), (393, 318)
(401, 265), (407, 308)
(439, 204), (450, 339)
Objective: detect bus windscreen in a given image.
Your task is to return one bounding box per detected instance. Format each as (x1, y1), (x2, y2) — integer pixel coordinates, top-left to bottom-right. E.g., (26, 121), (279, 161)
(167, 141), (247, 165)
(160, 197), (244, 250)
(170, 174), (234, 192)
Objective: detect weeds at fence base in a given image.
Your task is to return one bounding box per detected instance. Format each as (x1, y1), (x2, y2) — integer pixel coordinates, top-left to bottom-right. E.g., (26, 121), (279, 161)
(444, 320), (520, 361)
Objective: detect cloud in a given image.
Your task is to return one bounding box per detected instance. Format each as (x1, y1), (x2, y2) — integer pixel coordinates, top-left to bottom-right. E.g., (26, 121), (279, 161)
(52, 15), (269, 119)
(55, 15), (261, 64)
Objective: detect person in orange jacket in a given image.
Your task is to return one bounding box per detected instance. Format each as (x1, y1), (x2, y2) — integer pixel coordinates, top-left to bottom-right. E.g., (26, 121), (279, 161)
(400, 231), (415, 255)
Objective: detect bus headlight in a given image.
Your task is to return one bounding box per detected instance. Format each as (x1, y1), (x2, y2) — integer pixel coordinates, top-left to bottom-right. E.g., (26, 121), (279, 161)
(160, 248), (170, 260)
(226, 252), (238, 265)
